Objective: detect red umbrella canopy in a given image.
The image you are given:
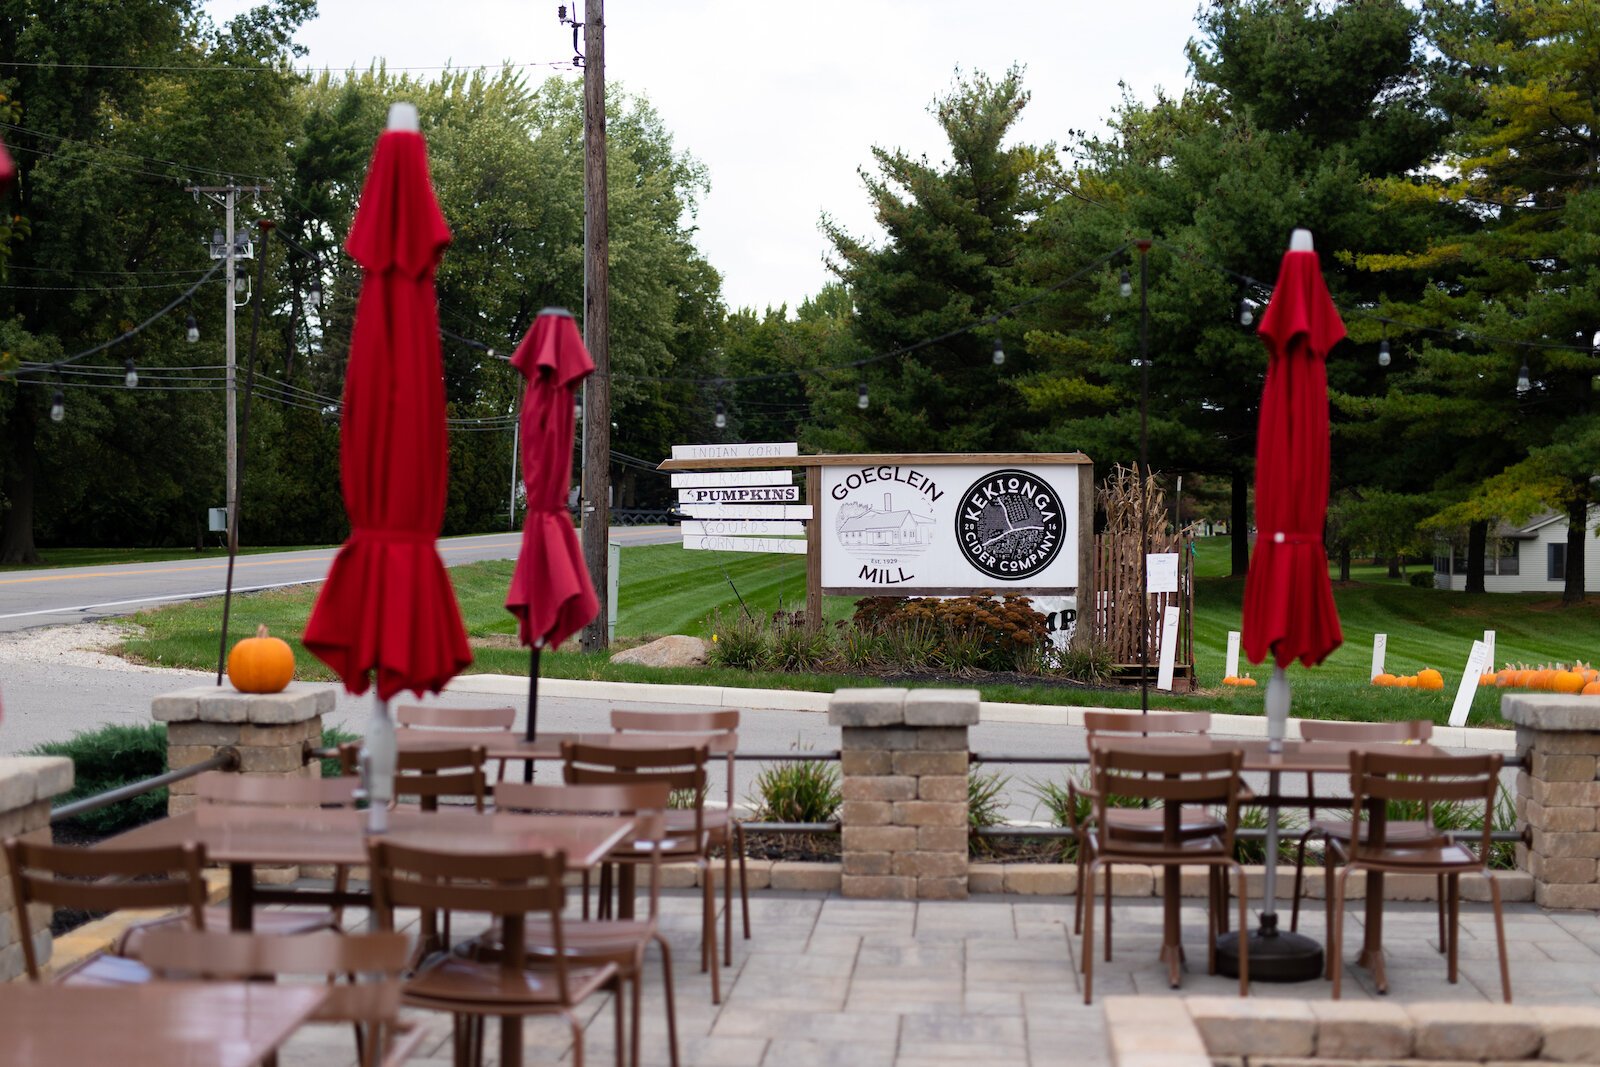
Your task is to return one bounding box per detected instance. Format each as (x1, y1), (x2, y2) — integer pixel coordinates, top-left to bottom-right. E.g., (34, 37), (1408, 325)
(505, 309), (598, 649)
(0, 135), (14, 192)
(1242, 243), (1346, 669)
(302, 126), (471, 699)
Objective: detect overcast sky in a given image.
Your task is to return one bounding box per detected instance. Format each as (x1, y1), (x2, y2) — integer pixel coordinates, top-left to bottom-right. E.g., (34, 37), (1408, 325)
(208, 1), (1202, 313)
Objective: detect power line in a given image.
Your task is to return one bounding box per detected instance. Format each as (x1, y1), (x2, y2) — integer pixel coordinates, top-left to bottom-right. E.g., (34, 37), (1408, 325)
(0, 59), (579, 75)
(0, 121), (276, 184)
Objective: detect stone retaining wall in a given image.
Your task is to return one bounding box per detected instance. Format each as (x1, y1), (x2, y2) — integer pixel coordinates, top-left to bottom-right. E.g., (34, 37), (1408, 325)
(0, 756), (74, 982)
(1106, 997), (1600, 1067)
(1504, 695), (1600, 910)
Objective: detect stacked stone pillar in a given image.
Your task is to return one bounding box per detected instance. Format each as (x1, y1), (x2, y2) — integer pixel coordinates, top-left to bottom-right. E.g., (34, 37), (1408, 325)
(154, 685), (332, 883)
(1505, 695), (1600, 910)
(0, 757), (74, 981)
(831, 687), (977, 901)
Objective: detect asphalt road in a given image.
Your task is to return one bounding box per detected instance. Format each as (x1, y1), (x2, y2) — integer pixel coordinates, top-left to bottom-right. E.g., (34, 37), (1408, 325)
(0, 526), (679, 633)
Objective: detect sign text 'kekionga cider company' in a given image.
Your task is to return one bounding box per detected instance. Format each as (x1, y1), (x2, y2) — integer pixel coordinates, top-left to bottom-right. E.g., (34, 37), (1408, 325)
(819, 463), (1079, 593)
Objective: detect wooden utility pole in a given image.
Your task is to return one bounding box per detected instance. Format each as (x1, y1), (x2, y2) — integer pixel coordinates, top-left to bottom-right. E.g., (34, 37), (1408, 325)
(579, 0), (611, 652)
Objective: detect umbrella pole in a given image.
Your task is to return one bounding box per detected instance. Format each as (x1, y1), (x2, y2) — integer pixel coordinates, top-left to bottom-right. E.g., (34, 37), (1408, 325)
(1216, 663), (1322, 981)
(523, 642), (542, 783)
(364, 695), (396, 835)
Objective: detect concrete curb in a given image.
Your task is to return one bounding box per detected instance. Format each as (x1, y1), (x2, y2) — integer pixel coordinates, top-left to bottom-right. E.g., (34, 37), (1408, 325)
(445, 674), (1516, 752)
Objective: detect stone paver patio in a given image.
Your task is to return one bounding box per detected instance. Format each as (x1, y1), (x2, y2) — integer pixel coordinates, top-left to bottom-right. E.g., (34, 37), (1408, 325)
(274, 889), (1600, 1066)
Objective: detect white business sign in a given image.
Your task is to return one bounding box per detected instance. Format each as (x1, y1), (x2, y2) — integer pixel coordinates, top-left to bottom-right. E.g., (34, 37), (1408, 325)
(1146, 552), (1179, 594)
(681, 519), (806, 538)
(670, 470), (793, 488)
(678, 485), (801, 505)
(683, 536), (806, 555)
(819, 463), (1079, 591)
(1029, 595), (1078, 651)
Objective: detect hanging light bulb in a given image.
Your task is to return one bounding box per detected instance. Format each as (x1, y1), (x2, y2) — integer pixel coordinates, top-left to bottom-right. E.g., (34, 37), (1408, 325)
(123, 357), (138, 388)
(234, 275), (247, 294)
(307, 278), (323, 309)
(857, 383), (869, 410)
(1517, 362), (1532, 395)
(1119, 269), (1132, 299)
(49, 389), (64, 422)
(1378, 339), (1391, 367)
(992, 337), (1005, 366)
(185, 314), (199, 343)
(714, 400), (727, 429)
(1239, 299), (1255, 327)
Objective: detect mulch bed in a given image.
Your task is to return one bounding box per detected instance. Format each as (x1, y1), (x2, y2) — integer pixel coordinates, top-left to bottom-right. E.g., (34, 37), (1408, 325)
(739, 831), (1069, 865)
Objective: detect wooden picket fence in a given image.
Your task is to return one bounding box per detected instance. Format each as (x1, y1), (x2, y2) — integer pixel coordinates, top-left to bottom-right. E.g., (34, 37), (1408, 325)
(1091, 465), (1196, 689)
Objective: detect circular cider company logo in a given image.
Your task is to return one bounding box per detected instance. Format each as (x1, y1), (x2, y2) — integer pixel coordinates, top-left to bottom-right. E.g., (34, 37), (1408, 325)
(955, 469), (1064, 580)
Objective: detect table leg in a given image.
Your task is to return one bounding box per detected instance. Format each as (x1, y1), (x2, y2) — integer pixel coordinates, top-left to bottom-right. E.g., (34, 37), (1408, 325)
(618, 864), (637, 921)
(501, 913), (525, 1067)
(1357, 797), (1387, 989)
(229, 862), (254, 931)
(1163, 800), (1182, 986)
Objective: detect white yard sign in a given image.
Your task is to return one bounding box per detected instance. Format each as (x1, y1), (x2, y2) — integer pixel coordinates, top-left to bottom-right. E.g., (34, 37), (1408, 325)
(670, 470), (793, 488)
(819, 463), (1080, 592)
(671, 442), (798, 461)
(1146, 553), (1179, 594)
(1156, 605), (1181, 691)
(683, 536), (806, 555)
(1449, 640), (1489, 728)
(1225, 631), (1240, 680)
(1029, 596), (1078, 651)
(1371, 633), (1387, 680)
(680, 503), (812, 520)
(1483, 630), (1496, 671)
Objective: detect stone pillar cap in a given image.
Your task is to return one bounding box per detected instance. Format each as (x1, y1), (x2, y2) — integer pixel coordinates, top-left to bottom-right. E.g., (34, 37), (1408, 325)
(1502, 694), (1600, 731)
(828, 687), (979, 727)
(153, 683), (335, 725)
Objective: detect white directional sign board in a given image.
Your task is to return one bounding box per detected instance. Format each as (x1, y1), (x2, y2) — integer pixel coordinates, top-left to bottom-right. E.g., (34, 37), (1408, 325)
(682, 520), (806, 538)
(670, 471), (793, 488)
(683, 536), (806, 555)
(671, 442), (799, 461)
(678, 485), (801, 505)
(819, 462), (1079, 592)
(680, 504), (812, 520)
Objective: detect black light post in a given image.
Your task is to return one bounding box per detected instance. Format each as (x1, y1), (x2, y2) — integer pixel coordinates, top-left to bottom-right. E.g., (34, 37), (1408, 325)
(1137, 239), (1152, 710)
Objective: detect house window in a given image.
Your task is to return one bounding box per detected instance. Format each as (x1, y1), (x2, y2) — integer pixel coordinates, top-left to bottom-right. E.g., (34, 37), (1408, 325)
(1548, 542), (1566, 582)
(1495, 540), (1519, 576)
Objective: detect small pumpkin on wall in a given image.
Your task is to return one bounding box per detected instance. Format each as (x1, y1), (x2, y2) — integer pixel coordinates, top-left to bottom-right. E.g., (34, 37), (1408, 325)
(227, 624), (296, 693)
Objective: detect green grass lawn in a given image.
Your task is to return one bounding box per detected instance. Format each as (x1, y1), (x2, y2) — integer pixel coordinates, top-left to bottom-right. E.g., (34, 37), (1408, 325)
(113, 538), (1600, 727)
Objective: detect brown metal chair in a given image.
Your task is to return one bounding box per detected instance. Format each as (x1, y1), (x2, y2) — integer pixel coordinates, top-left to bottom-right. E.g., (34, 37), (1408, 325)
(491, 781), (679, 1067)
(1072, 711), (1231, 942)
(1078, 745), (1250, 1004)
(396, 704), (517, 782)
(562, 741), (723, 1004)
(1328, 750), (1510, 1002)
(3, 837), (207, 985)
(610, 707), (750, 962)
(1289, 719), (1446, 940)
(140, 928), (427, 1067)
(369, 838), (624, 1067)
(339, 744), (489, 812)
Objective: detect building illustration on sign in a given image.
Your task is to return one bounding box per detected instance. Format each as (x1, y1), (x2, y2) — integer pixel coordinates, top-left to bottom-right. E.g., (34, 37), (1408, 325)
(836, 492), (936, 558)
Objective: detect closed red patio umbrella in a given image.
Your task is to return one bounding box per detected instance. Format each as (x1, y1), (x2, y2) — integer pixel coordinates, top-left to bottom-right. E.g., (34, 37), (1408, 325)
(303, 103), (471, 830)
(505, 308), (597, 752)
(1222, 227), (1346, 982)
(0, 136), (14, 192)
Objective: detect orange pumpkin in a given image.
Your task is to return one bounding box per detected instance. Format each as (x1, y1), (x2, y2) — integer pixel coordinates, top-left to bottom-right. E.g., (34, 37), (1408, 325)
(1495, 669), (1516, 688)
(227, 624), (295, 694)
(1553, 670), (1586, 694)
(1373, 673), (1398, 687)
(1478, 671), (1497, 687)
(1583, 681), (1600, 696)
(1236, 676), (1257, 687)
(1416, 668), (1445, 691)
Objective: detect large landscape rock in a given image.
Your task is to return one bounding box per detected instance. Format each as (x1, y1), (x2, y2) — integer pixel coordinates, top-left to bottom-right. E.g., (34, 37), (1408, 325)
(609, 635), (710, 668)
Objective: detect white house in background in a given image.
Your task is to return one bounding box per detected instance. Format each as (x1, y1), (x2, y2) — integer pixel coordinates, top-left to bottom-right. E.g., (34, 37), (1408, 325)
(1434, 507), (1600, 593)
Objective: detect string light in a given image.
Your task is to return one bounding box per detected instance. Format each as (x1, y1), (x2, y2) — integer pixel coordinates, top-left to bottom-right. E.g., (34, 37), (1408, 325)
(49, 389), (64, 422)
(185, 313), (199, 343)
(307, 276), (322, 309)
(1517, 362), (1532, 395)
(1119, 268), (1133, 298)
(1378, 339), (1391, 368)
(992, 337), (1005, 366)
(123, 357), (138, 388)
(1238, 298), (1255, 327)
(857, 382), (869, 410)
(713, 400), (726, 429)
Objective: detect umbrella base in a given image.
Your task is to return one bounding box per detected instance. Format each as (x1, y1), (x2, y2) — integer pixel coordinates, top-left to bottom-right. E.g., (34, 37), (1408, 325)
(1215, 914), (1323, 982)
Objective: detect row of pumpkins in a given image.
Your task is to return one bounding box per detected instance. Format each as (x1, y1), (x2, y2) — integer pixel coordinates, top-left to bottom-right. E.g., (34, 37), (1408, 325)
(1476, 665), (1600, 695)
(1372, 669), (1446, 690)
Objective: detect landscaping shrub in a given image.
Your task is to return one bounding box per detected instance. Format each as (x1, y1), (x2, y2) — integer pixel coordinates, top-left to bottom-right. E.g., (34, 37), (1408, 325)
(837, 624), (886, 673)
(968, 764), (1010, 856)
(30, 722), (169, 838)
(1056, 638), (1114, 685)
(854, 594), (1049, 673)
(748, 758), (841, 824)
(768, 614), (836, 672)
(878, 616), (941, 672)
(1232, 805), (1305, 865)
(1409, 571), (1434, 588)
(320, 725), (362, 779)
(706, 609), (771, 670)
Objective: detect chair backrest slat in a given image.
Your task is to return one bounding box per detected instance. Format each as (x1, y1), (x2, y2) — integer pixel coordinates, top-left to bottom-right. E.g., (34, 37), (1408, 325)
(1090, 746), (1244, 853)
(392, 746), (488, 811)
(562, 742), (708, 843)
(1083, 710), (1212, 736)
(610, 708), (740, 734)
(195, 770), (360, 808)
(396, 704), (516, 731)
(1299, 718), (1433, 743)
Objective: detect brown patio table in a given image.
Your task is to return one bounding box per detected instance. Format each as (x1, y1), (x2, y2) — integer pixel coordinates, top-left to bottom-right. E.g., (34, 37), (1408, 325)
(102, 806), (633, 933)
(1088, 735), (1453, 984)
(0, 981), (326, 1067)
(391, 728), (737, 760)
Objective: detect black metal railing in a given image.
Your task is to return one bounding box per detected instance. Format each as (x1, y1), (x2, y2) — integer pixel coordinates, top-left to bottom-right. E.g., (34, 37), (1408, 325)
(49, 748), (239, 824)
